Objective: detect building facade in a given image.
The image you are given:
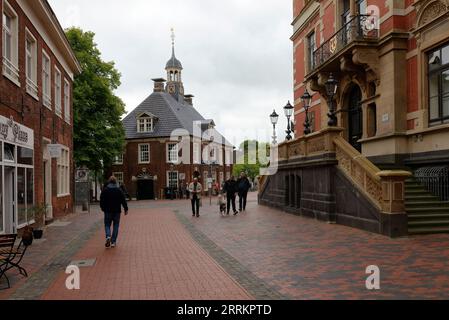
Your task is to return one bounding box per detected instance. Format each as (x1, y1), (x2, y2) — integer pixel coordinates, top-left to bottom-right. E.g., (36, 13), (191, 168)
(110, 41), (233, 200)
(292, 0), (449, 168)
(0, 0), (80, 234)
(259, 0), (449, 236)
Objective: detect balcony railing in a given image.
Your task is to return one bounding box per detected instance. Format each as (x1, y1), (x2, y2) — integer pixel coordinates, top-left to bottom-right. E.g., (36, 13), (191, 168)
(313, 15), (379, 70)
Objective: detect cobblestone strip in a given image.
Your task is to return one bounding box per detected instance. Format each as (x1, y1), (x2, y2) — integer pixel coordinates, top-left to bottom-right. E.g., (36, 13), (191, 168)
(8, 221), (102, 300)
(174, 211), (290, 300)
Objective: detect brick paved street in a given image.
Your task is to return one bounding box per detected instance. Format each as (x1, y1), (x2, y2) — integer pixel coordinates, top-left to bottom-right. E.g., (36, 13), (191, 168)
(3, 193), (449, 300)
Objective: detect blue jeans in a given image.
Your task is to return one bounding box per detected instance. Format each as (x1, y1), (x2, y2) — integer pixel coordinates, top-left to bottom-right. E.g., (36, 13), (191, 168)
(104, 212), (121, 244)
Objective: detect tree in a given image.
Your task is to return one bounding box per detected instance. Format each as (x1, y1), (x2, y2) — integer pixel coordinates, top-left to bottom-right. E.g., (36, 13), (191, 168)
(233, 140), (270, 180)
(66, 28), (126, 181)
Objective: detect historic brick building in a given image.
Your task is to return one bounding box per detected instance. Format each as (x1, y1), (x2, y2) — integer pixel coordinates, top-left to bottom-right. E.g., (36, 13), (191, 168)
(259, 0), (449, 236)
(0, 0), (81, 234)
(110, 38), (233, 200)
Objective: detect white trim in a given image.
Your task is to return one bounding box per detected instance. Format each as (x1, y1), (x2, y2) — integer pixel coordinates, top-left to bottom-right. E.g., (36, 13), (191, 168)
(42, 50), (52, 109)
(138, 143), (150, 164)
(56, 145), (70, 197)
(166, 170), (179, 188)
(54, 66), (62, 117)
(25, 27), (39, 99)
(15, 0), (80, 78)
(63, 78), (71, 124)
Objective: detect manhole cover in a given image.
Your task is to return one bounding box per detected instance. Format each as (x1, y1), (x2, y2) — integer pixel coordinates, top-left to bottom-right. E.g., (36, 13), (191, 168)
(69, 259), (96, 268)
(48, 221), (72, 227)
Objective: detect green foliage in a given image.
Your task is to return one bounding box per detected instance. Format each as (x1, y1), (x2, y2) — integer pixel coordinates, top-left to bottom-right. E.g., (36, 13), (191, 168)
(232, 140), (270, 180)
(66, 27), (126, 175)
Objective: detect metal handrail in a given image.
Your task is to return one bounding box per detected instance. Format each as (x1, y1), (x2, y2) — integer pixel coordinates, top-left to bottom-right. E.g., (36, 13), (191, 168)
(313, 14), (379, 69)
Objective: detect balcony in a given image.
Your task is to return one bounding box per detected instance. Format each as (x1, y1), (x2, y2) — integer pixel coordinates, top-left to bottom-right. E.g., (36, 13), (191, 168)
(311, 15), (379, 73)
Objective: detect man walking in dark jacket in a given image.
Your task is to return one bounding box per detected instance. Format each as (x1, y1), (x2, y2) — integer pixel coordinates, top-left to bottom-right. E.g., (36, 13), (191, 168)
(100, 176), (128, 248)
(237, 172), (251, 212)
(224, 176), (239, 215)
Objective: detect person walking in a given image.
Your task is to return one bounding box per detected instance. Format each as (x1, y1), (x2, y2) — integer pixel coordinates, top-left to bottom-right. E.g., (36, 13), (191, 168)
(237, 172), (251, 212)
(100, 176), (129, 248)
(188, 178), (203, 217)
(224, 176), (239, 215)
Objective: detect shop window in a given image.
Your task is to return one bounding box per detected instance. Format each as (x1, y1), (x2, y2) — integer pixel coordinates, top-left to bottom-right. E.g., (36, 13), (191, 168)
(167, 171), (179, 188)
(17, 167), (26, 226)
(113, 172), (124, 185)
(3, 143), (14, 162)
(428, 43), (449, 125)
(18, 146), (33, 165)
(26, 169), (34, 222)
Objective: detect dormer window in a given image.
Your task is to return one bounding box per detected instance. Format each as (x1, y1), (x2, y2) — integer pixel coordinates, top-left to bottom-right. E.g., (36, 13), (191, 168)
(137, 113), (156, 133)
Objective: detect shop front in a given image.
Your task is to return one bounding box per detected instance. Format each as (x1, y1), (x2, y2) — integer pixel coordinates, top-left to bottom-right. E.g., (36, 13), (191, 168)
(0, 116), (34, 234)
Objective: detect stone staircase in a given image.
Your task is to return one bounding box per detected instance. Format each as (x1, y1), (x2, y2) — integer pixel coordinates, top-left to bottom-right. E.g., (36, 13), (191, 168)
(406, 178), (449, 235)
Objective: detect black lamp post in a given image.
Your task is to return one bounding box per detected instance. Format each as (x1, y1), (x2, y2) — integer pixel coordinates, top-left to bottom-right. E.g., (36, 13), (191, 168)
(325, 73), (338, 126)
(284, 101), (294, 141)
(301, 89), (312, 135)
(270, 110), (279, 144)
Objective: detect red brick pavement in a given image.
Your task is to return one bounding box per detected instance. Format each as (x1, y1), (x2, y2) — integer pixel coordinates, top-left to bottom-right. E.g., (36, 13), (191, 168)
(0, 210), (102, 300)
(41, 207), (252, 300)
(188, 192), (449, 300)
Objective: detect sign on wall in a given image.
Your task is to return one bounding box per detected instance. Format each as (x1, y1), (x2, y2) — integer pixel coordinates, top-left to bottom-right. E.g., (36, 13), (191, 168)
(0, 115), (34, 149)
(47, 144), (63, 158)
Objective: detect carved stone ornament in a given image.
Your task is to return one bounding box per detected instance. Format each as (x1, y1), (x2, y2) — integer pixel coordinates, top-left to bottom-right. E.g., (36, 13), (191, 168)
(417, 0), (449, 28)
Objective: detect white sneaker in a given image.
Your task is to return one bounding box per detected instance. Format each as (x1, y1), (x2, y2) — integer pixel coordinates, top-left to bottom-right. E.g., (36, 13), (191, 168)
(111, 243), (116, 248)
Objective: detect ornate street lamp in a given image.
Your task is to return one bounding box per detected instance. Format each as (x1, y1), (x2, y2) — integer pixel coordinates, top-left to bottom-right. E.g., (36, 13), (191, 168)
(283, 101), (294, 141)
(325, 73), (338, 126)
(270, 110), (279, 145)
(301, 89), (312, 135)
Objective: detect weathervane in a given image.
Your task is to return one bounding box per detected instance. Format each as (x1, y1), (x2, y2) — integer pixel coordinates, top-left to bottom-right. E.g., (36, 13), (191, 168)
(171, 28), (175, 48)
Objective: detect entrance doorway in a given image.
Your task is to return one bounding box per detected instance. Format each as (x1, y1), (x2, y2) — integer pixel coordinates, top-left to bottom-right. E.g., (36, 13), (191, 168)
(347, 86), (363, 152)
(43, 159), (53, 220)
(137, 179), (155, 200)
(4, 167), (15, 234)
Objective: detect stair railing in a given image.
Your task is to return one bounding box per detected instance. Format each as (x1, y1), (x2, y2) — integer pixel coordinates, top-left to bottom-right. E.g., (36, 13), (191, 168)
(333, 136), (412, 214)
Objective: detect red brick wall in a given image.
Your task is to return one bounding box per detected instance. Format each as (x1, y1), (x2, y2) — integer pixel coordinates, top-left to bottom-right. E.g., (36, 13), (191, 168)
(0, 0), (75, 221)
(109, 139), (232, 199)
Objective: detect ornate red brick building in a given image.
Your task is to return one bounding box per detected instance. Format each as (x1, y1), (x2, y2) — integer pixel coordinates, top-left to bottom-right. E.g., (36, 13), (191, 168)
(260, 0), (449, 236)
(0, 0), (81, 233)
(110, 38), (233, 200)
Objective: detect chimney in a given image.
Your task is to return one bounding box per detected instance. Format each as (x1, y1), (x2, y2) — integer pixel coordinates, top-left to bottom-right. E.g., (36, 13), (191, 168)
(184, 94), (194, 106)
(152, 78), (166, 93)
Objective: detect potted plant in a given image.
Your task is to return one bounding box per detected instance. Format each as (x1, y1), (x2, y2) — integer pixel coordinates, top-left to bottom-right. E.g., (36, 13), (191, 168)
(21, 225), (34, 246)
(30, 203), (47, 240)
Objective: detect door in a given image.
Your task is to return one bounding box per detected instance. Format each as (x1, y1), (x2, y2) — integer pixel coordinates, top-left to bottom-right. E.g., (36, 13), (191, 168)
(347, 86), (363, 152)
(137, 180), (154, 200)
(4, 167), (15, 234)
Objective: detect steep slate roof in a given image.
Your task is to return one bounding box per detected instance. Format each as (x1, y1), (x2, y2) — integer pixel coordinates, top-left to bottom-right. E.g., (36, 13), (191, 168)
(123, 92), (232, 147)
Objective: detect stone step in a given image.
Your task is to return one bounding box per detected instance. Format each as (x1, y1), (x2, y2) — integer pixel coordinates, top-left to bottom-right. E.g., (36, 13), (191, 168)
(408, 220), (449, 227)
(408, 226), (449, 235)
(405, 201), (449, 208)
(408, 213), (449, 220)
(407, 207), (449, 214)
(405, 195), (440, 201)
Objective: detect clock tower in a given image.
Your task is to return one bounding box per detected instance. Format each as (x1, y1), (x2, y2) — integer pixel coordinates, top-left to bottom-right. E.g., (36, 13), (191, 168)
(165, 29), (185, 101)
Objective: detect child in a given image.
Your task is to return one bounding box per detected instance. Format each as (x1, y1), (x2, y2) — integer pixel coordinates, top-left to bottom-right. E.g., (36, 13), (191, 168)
(218, 192), (226, 215)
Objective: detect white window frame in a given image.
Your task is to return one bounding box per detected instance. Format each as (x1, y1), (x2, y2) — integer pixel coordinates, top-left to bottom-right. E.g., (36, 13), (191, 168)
(166, 171), (179, 188)
(137, 116), (153, 133)
(167, 143), (179, 164)
(55, 67), (62, 117)
(64, 79), (70, 123)
(113, 154), (124, 165)
(138, 144), (150, 164)
(113, 172), (124, 185)
(2, 1), (19, 86)
(57, 146), (70, 197)
(42, 50), (52, 108)
(25, 28), (38, 99)
(193, 143), (200, 164)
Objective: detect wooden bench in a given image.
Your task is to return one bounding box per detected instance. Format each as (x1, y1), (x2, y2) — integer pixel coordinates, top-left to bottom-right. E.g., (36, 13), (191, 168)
(0, 234), (29, 290)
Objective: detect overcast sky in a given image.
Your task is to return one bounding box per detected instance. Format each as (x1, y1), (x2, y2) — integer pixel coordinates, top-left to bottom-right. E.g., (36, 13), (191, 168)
(48, 0), (294, 147)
